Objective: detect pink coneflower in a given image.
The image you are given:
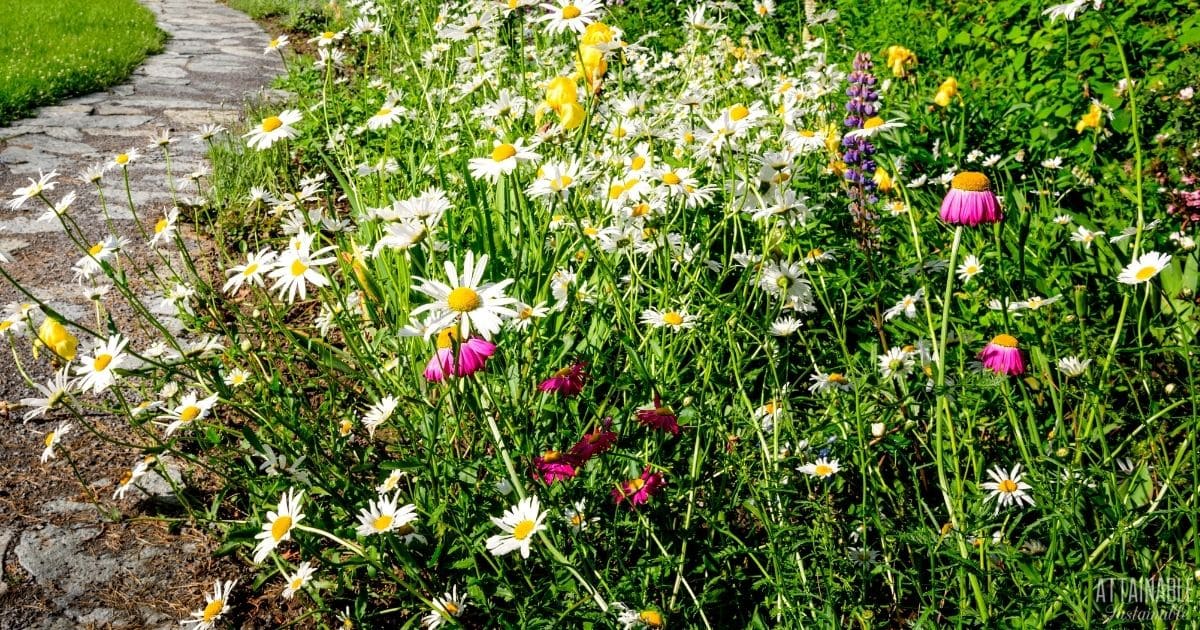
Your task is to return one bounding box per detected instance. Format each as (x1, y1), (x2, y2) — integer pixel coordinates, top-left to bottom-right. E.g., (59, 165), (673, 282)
(980, 334), (1024, 376)
(636, 396), (681, 436)
(539, 362), (588, 396)
(425, 328), (497, 381)
(612, 467), (666, 507)
(424, 348), (455, 382)
(940, 172), (1002, 226)
(533, 450), (578, 484)
(568, 418), (617, 463)
(455, 337), (496, 376)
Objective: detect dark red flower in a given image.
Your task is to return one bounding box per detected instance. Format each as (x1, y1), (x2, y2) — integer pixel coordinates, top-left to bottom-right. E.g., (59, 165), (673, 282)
(538, 362), (588, 397)
(612, 467), (666, 507)
(635, 395), (680, 436)
(568, 418), (617, 463)
(533, 450), (578, 484)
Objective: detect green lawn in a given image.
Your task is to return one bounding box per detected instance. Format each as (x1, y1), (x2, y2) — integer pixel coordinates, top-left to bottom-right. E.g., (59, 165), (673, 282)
(0, 0), (165, 125)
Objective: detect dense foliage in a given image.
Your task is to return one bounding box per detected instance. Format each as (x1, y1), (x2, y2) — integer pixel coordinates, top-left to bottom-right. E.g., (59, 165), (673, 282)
(6, 0), (1200, 627)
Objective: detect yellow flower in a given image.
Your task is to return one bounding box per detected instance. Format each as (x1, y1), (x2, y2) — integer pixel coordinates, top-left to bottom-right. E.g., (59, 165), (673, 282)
(1075, 102), (1103, 133)
(576, 45), (607, 92)
(934, 77), (958, 108)
(544, 76), (578, 110)
(873, 167), (894, 192)
(580, 21), (615, 47)
(885, 45), (917, 77)
(557, 101), (586, 130)
(35, 318), (77, 361)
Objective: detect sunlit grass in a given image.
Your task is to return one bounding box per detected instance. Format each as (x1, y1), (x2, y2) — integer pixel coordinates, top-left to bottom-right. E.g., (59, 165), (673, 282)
(0, 0), (165, 125)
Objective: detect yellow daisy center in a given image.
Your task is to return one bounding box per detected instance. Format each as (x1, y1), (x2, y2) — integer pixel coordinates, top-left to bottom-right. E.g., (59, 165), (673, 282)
(447, 286), (482, 312)
(512, 519), (536, 540)
(289, 259), (308, 277)
(662, 311), (684, 326)
(271, 515), (293, 541)
(322, 31), (334, 39)
(997, 479), (1018, 493)
(179, 405), (201, 423)
(570, 513), (584, 526)
(991, 334), (1018, 348)
(863, 116), (884, 129)
(115, 153), (129, 165)
(631, 203), (650, 217)
(729, 104), (750, 120)
(951, 171), (990, 192)
(640, 611), (664, 627)
(630, 155), (646, 171)
(551, 175), (573, 191)
(262, 116), (284, 132)
(376, 107), (391, 117)
(202, 599), (224, 622)
(242, 263), (259, 277)
(491, 143), (517, 162)
(561, 4), (581, 19)
(444, 602), (460, 615)
(44, 431), (56, 447)
(88, 242), (105, 256)
(93, 354), (113, 371)
(829, 373), (847, 383)
(289, 577), (303, 589)
(814, 464), (833, 477)
(436, 326), (459, 349)
(662, 172), (681, 185)
(373, 514), (394, 531)
(269, 38), (279, 48)
(119, 470), (133, 485)
(155, 218), (169, 234)
(1135, 265), (1158, 281)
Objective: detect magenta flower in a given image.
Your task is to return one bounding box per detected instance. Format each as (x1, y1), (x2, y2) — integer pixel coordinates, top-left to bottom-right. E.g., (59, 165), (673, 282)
(455, 337), (496, 377)
(568, 418), (617, 463)
(424, 329), (496, 382)
(940, 172), (1002, 226)
(424, 348), (455, 382)
(538, 362), (588, 397)
(612, 467), (666, 507)
(533, 450), (578, 484)
(980, 334), (1024, 376)
(635, 395), (681, 436)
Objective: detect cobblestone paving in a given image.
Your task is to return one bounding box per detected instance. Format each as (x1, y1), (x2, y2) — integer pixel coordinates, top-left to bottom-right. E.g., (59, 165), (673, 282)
(0, 1), (281, 626)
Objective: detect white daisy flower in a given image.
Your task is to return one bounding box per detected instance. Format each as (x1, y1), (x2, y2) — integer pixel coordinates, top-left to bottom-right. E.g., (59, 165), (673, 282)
(1117, 251), (1171, 285)
(422, 585), (468, 629)
(956, 255), (983, 284)
(467, 139), (540, 183)
(981, 463), (1034, 513)
(485, 495), (547, 558)
(356, 491), (419, 537)
(162, 390), (220, 436)
(410, 251), (518, 340)
(181, 579), (236, 630)
(254, 488), (305, 563)
(798, 457), (840, 478)
(281, 561), (316, 599)
(537, 0), (603, 34)
(40, 421), (71, 463)
(244, 109), (303, 150)
(362, 395), (399, 438)
(74, 335), (129, 394)
(639, 307), (698, 331)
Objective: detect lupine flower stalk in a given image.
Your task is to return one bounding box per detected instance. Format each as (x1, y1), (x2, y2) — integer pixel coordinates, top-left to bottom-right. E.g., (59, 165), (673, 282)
(842, 52), (880, 249)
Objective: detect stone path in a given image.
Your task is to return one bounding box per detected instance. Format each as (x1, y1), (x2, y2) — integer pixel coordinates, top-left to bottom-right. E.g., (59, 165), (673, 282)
(0, 1), (282, 626)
